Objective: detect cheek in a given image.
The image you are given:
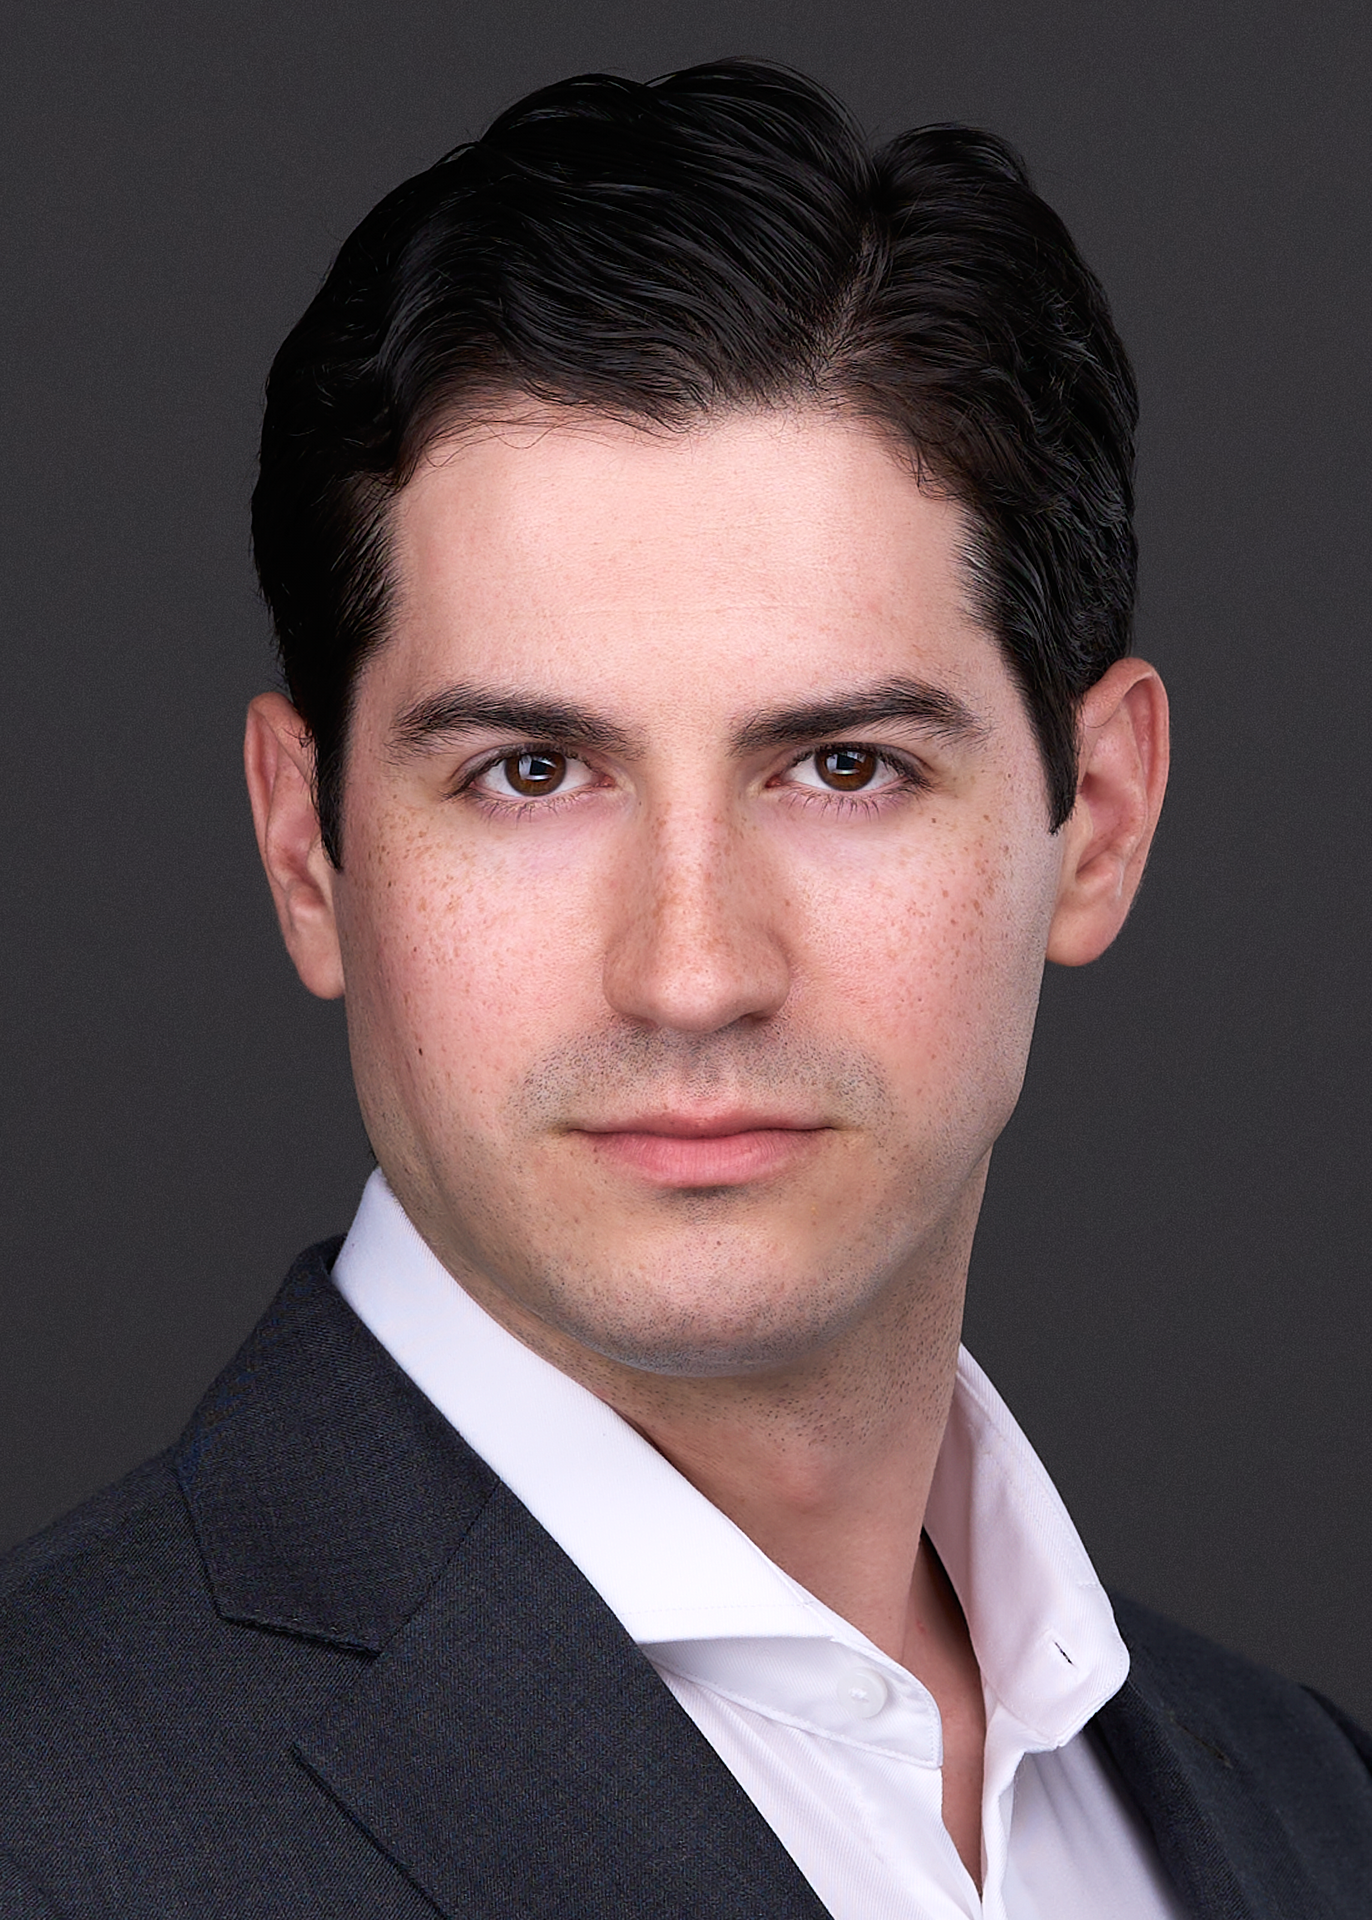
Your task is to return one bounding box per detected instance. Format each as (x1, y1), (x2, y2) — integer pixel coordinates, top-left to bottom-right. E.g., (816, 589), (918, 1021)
(805, 827), (1055, 1112)
(334, 809), (601, 1128)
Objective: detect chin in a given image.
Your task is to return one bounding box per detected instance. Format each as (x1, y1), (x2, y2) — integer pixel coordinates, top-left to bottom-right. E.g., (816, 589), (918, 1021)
(529, 1254), (885, 1380)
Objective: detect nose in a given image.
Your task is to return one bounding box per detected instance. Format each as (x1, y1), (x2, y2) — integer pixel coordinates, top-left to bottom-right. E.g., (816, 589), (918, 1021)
(601, 804), (792, 1034)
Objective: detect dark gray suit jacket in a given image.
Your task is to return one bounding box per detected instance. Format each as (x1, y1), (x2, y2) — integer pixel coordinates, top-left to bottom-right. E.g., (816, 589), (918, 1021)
(2, 1241), (1370, 1916)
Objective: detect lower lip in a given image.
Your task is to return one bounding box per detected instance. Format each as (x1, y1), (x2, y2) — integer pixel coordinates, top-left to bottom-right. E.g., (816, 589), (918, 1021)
(583, 1128), (824, 1187)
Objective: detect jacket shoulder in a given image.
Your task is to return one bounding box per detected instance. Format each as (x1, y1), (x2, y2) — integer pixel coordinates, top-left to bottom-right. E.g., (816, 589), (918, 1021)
(0, 1435), (359, 1748)
(0, 1256), (409, 1912)
(0, 1450), (199, 1646)
(1102, 1594), (1372, 1918)
(1113, 1591), (1372, 1764)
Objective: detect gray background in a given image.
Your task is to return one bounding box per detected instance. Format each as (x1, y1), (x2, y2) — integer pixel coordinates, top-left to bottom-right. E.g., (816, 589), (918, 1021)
(4, 1), (1370, 1715)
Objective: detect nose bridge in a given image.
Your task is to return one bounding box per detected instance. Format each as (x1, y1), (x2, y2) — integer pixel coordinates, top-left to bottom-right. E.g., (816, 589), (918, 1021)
(602, 787), (790, 1033)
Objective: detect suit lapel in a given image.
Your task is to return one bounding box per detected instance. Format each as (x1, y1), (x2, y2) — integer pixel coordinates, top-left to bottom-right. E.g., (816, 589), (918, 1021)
(1090, 1677), (1259, 1920)
(176, 1241), (497, 1650)
(1094, 1597), (1361, 1920)
(296, 1478), (830, 1919)
(177, 1245), (829, 1920)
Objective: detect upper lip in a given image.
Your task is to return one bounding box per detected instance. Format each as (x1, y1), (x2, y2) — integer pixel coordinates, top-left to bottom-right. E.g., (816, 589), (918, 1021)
(574, 1109), (828, 1138)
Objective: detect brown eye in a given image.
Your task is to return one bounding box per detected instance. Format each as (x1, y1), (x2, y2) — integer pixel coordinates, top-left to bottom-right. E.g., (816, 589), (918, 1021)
(815, 747), (879, 791)
(503, 749), (567, 796)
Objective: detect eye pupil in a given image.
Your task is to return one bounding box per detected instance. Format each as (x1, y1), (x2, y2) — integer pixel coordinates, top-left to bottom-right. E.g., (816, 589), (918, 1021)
(817, 747), (878, 791)
(506, 750), (566, 796)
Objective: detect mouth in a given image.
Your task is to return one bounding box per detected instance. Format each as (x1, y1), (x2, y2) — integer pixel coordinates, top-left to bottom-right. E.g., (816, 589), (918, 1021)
(572, 1111), (830, 1188)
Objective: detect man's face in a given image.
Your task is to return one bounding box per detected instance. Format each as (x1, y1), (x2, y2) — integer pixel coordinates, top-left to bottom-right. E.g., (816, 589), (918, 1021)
(328, 410), (1067, 1377)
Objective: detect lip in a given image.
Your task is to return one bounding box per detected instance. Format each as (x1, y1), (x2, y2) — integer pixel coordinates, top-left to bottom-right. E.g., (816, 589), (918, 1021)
(574, 1112), (828, 1188)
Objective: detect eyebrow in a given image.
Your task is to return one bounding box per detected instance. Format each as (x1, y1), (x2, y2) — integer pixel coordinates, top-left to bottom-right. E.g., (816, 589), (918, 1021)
(389, 686), (638, 760)
(388, 673), (986, 763)
(730, 678), (987, 756)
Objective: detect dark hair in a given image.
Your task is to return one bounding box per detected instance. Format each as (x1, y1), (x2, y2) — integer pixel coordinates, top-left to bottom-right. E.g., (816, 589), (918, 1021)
(252, 59), (1137, 864)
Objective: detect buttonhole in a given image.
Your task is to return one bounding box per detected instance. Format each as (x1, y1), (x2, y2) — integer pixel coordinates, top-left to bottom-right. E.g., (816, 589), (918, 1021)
(1165, 1708), (1233, 1768)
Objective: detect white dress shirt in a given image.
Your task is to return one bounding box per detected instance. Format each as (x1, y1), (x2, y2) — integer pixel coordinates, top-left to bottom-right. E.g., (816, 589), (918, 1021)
(334, 1169), (1183, 1920)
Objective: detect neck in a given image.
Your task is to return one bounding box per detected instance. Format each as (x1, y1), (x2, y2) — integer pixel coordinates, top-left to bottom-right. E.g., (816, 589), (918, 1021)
(614, 1268), (964, 1659)
(400, 1164), (990, 1886)
(443, 1173), (984, 1661)
(574, 1188), (990, 1891)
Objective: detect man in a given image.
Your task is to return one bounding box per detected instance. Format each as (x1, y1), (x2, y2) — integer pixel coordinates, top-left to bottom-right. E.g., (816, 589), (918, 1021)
(2, 58), (1368, 1919)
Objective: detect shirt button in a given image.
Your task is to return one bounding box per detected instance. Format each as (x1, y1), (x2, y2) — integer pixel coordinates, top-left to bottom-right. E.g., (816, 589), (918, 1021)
(838, 1666), (889, 1719)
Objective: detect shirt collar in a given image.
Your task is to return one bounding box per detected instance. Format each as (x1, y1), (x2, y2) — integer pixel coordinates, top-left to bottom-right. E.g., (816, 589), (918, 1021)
(333, 1168), (1126, 1750)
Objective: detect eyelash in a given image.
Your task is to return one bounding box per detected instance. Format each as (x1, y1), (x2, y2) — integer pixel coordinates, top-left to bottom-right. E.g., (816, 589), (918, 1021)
(775, 745), (930, 815)
(453, 743), (931, 817)
(453, 746), (604, 821)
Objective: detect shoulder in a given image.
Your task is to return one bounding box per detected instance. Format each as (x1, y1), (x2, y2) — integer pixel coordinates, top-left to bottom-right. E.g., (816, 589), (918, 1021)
(0, 1450), (199, 1667)
(1099, 1594), (1372, 1917)
(1112, 1591), (1372, 1766)
(0, 1456), (225, 1869)
(0, 1258), (405, 1901)
(0, 1441), (354, 1748)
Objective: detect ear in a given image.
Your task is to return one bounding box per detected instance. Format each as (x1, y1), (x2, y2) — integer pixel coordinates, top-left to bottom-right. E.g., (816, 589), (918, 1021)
(1046, 658), (1170, 967)
(243, 692), (345, 999)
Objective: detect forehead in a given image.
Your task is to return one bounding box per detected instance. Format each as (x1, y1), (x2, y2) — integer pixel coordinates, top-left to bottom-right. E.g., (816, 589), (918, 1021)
(378, 408), (1017, 724)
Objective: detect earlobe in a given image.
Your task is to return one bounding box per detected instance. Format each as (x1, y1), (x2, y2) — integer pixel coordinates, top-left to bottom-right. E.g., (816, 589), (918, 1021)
(1045, 660), (1170, 968)
(243, 693), (346, 999)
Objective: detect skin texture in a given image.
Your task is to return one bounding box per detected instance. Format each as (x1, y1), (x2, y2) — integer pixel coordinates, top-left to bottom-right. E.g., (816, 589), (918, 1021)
(245, 408), (1168, 1885)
